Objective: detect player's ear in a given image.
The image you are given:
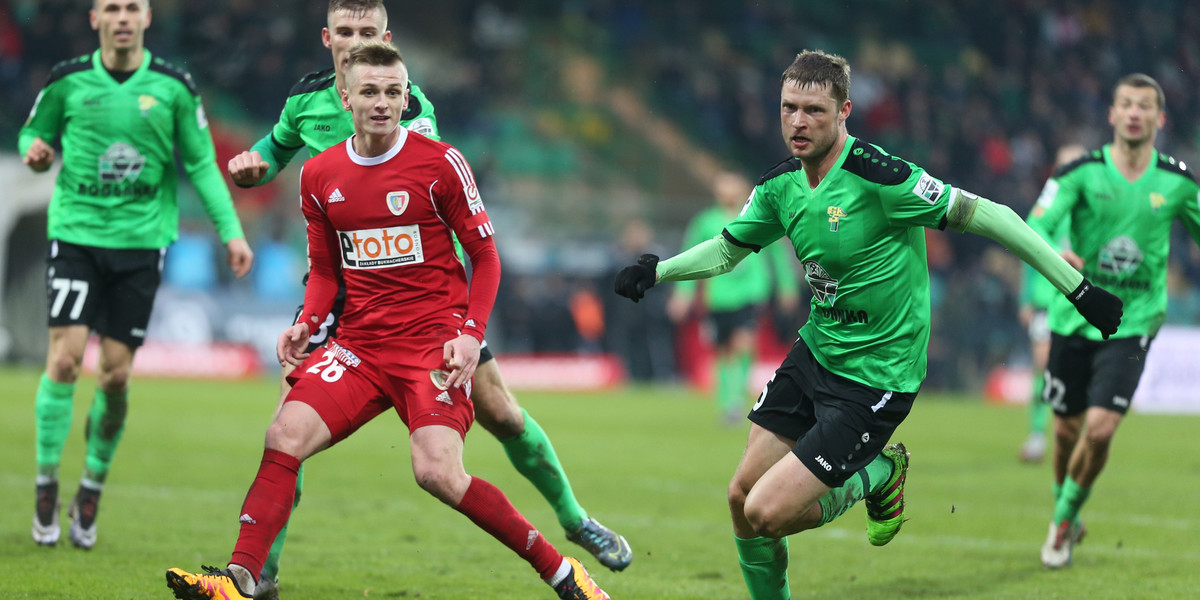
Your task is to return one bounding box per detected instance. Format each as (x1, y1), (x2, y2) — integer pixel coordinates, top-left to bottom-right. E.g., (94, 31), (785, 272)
(144, 6), (152, 29)
(322, 27), (332, 49)
(382, 30), (392, 43)
(89, 8), (99, 31)
(340, 86), (351, 111)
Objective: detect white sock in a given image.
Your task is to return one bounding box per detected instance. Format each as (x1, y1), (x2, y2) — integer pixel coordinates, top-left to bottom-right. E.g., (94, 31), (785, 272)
(228, 563), (256, 595)
(544, 557), (572, 587)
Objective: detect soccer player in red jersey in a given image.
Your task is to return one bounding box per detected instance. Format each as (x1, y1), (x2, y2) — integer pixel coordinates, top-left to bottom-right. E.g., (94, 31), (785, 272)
(165, 41), (609, 600)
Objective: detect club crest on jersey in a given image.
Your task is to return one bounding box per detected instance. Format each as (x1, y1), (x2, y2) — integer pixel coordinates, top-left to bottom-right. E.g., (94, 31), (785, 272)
(387, 191), (409, 216)
(827, 206), (847, 232)
(1149, 192), (1166, 212)
(430, 369), (450, 391)
(137, 94), (158, 116)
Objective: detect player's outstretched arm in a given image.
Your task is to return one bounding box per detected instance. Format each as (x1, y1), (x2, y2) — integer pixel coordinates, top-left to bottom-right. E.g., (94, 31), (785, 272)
(946, 188), (1122, 338)
(614, 234), (752, 302)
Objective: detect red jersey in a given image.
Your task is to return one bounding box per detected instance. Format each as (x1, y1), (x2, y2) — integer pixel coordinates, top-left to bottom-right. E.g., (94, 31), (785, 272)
(297, 129), (499, 351)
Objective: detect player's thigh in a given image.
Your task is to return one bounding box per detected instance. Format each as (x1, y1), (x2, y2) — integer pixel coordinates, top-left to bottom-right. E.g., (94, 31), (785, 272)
(93, 246), (164, 349)
(45, 240), (104, 329)
(389, 354), (475, 439)
(745, 450), (830, 532)
(285, 342), (391, 446)
(1044, 333), (1096, 417)
(408, 424), (470, 503)
(470, 355), (523, 437)
(1086, 335), (1151, 415)
(731, 423), (797, 500)
(269, 398), (335, 459)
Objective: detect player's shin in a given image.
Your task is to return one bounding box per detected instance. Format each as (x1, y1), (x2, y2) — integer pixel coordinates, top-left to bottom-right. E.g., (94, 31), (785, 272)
(453, 476), (562, 579)
(230, 449), (301, 583)
(35, 373), (76, 476)
(735, 535), (791, 600)
(260, 464), (303, 584)
(83, 388), (128, 482)
(500, 409), (587, 530)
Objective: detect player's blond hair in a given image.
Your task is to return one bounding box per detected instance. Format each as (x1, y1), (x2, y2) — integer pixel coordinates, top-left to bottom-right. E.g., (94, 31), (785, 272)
(346, 40), (404, 70)
(1113, 73), (1165, 111)
(781, 50), (851, 106)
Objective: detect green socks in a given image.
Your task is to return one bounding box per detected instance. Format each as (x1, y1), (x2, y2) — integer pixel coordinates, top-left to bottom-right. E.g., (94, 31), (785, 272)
(262, 465), (304, 581)
(1053, 476), (1090, 525)
(814, 452), (894, 527)
(1029, 371), (1050, 434)
(735, 535), (790, 600)
(35, 373), (76, 478)
(83, 389), (128, 483)
(717, 352), (752, 418)
(500, 409), (587, 531)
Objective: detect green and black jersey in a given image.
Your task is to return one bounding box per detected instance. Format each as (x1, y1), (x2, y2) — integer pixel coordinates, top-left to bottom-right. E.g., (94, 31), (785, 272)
(1028, 145), (1200, 339)
(675, 205), (797, 311)
(249, 67), (440, 185)
(18, 49), (244, 249)
(725, 136), (952, 393)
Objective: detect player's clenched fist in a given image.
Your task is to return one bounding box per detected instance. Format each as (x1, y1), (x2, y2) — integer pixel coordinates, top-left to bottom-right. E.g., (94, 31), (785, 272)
(228, 150), (271, 188)
(23, 137), (56, 172)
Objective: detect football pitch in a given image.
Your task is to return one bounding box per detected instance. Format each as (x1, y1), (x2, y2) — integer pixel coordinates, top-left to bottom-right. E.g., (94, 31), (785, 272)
(0, 366), (1196, 599)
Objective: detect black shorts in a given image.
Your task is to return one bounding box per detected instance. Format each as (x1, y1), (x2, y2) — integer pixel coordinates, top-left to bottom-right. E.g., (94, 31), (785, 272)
(1044, 333), (1151, 417)
(293, 283), (495, 365)
(707, 305), (758, 346)
(45, 240), (164, 348)
(748, 339), (917, 487)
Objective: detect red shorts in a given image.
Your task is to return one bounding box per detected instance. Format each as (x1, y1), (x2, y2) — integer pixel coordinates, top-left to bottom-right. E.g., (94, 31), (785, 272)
(284, 338), (474, 445)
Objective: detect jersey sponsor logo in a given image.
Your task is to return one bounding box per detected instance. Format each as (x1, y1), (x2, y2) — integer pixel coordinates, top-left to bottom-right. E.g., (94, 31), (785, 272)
(1149, 192), (1166, 211)
(387, 191), (409, 216)
(817, 306), (869, 324)
(137, 94), (158, 116)
(338, 224), (424, 269)
(912, 173), (945, 205)
(1098, 236), (1143, 276)
(803, 260), (839, 306)
(407, 117), (435, 137)
(76, 181), (160, 197)
(328, 188), (346, 203)
(827, 206), (847, 232)
(98, 143), (145, 183)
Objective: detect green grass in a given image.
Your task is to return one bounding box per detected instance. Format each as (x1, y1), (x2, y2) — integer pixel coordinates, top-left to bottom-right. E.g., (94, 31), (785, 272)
(1, 367), (1196, 599)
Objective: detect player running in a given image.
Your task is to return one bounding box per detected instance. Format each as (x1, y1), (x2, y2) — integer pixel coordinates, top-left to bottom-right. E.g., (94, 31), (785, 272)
(1031, 73), (1200, 569)
(614, 49), (1122, 599)
(21, 0), (253, 550)
(226, 2), (629, 596)
(165, 41), (610, 600)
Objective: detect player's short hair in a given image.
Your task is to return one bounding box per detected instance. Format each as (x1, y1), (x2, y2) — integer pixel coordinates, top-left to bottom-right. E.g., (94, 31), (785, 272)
(94, 0), (150, 8)
(781, 50), (851, 106)
(1113, 73), (1165, 111)
(329, 0), (387, 24)
(346, 40), (404, 71)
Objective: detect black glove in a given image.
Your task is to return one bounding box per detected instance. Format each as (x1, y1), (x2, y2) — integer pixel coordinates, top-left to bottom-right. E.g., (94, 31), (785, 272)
(1066, 278), (1123, 339)
(613, 254), (660, 302)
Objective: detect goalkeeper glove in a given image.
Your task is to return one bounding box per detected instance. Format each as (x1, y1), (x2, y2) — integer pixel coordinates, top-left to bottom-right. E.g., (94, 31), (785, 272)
(1066, 278), (1123, 339)
(613, 254), (660, 302)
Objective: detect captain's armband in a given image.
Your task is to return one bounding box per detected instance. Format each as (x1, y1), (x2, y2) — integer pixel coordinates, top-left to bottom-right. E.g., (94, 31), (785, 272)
(945, 188), (982, 232)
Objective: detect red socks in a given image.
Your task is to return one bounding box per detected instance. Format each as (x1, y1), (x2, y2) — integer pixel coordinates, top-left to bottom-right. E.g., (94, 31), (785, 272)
(454, 476), (562, 578)
(230, 449), (301, 579)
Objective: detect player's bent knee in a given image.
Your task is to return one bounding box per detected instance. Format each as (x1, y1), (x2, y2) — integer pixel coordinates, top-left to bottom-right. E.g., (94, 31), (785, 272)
(264, 421), (311, 458)
(743, 499), (787, 539)
(412, 464), (468, 504)
(46, 352), (82, 382)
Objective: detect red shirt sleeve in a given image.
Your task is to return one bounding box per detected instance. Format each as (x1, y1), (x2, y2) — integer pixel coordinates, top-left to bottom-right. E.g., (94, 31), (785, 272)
(436, 147), (499, 342)
(296, 165), (342, 334)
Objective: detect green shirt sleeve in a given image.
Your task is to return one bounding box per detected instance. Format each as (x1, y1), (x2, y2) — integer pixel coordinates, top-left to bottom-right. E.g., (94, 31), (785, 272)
(658, 234), (753, 283)
(174, 90), (244, 242)
(18, 80), (66, 156)
(958, 194), (1082, 295)
(246, 131), (301, 188)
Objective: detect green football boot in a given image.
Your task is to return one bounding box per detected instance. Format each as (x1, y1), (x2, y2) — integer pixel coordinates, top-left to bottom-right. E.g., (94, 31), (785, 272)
(865, 442), (909, 547)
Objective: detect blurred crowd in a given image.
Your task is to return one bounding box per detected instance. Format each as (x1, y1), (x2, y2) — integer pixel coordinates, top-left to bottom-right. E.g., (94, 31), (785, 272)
(4, 0), (1200, 389)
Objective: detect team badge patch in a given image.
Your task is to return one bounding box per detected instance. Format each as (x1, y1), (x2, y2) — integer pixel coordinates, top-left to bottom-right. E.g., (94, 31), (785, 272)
(137, 94), (158, 116)
(387, 191), (409, 216)
(430, 369), (450, 390)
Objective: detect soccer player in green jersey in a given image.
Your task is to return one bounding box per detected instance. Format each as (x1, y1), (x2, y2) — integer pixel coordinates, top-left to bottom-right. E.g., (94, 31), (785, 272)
(226, 2), (629, 596)
(614, 50), (1122, 599)
(1029, 74), (1200, 569)
(19, 0), (253, 550)
(1018, 144), (1086, 464)
(668, 171), (799, 425)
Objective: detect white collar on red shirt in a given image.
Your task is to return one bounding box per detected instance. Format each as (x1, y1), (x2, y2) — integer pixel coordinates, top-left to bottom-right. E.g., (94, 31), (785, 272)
(345, 127), (409, 166)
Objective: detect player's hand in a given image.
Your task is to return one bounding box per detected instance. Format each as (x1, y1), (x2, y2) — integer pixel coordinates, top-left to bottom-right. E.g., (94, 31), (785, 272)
(613, 253), (659, 302)
(226, 238), (254, 278)
(228, 150), (270, 188)
(23, 137), (56, 172)
(1066, 278), (1122, 339)
(277, 322), (311, 366)
(443, 334), (481, 389)
(1061, 249), (1085, 270)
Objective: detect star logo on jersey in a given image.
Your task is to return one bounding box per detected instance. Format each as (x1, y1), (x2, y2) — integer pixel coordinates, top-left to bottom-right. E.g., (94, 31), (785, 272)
(98, 143), (146, 183)
(1149, 192), (1166, 211)
(387, 191), (409, 216)
(827, 206), (847, 232)
(328, 188), (346, 204)
(803, 260), (839, 306)
(137, 94), (158, 116)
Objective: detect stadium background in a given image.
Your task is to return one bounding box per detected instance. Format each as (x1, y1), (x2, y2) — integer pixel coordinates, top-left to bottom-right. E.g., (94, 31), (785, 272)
(3, 0), (1200, 396)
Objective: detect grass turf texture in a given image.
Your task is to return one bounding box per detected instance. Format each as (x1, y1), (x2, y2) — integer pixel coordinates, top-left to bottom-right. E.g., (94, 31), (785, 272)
(0, 366), (1197, 598)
